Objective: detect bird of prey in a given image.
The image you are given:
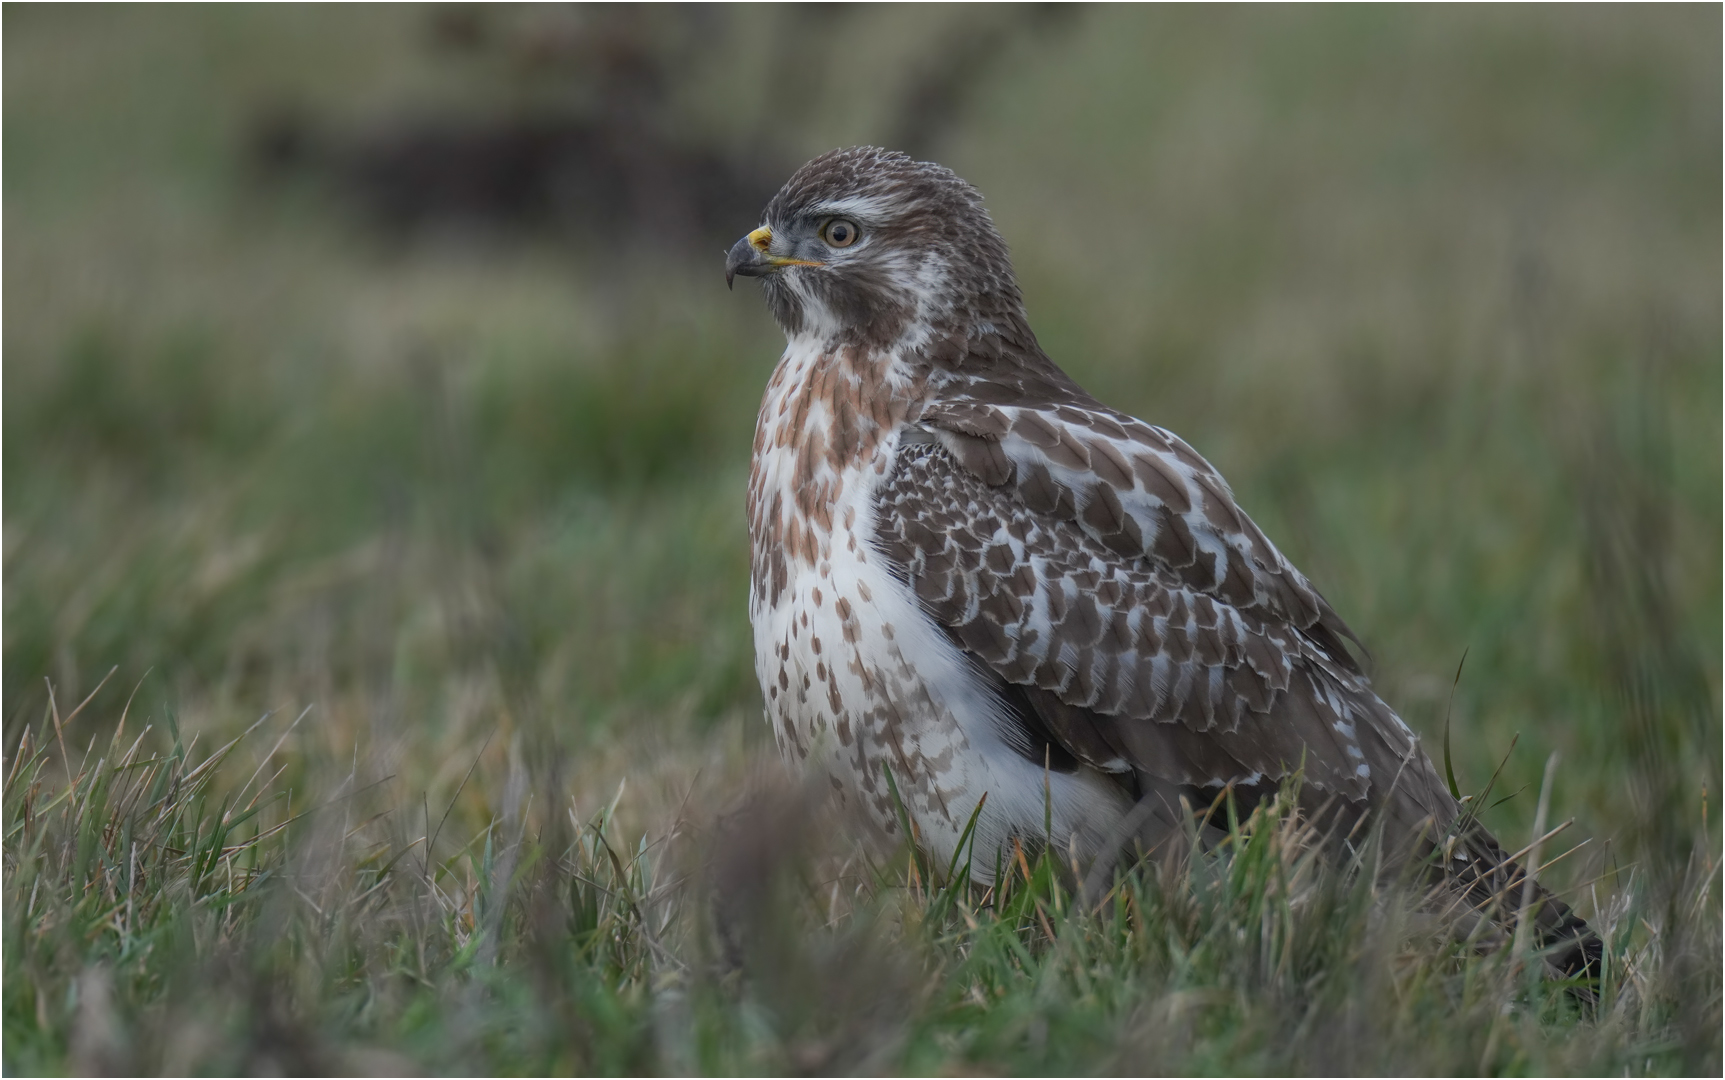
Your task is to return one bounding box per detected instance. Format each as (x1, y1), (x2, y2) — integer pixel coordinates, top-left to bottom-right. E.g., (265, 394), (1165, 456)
(726, 146), (1596, 978)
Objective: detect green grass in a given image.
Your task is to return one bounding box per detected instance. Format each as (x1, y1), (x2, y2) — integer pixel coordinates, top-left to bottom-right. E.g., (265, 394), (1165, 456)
(4, 702), (1714, 1074)
(4, 5), (1719, 1074)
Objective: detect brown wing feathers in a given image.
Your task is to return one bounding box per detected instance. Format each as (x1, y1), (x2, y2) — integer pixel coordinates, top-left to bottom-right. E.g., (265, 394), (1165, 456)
(919, 399), (1364, 668)
(873, 434), (1377, 801)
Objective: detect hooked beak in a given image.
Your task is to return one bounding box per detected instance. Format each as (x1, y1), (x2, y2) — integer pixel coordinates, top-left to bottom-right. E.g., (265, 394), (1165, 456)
(725, 226), (822, 289)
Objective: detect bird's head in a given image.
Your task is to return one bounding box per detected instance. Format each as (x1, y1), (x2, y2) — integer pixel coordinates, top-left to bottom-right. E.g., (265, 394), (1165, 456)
(726, 147), (1024, 349)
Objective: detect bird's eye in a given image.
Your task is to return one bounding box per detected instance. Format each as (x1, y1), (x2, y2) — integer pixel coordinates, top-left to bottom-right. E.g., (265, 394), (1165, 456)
(821, 218), (860, 248)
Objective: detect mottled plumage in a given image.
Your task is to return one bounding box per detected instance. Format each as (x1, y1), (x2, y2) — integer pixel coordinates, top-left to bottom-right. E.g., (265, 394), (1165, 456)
(727, 147), (1595, 980)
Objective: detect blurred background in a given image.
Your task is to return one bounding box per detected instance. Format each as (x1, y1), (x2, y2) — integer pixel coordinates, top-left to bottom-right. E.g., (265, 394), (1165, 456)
(4, 4), (1719, 896)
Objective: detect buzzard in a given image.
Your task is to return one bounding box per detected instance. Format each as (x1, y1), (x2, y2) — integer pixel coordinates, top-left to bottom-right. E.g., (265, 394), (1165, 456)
(727, 146), (1596, 978)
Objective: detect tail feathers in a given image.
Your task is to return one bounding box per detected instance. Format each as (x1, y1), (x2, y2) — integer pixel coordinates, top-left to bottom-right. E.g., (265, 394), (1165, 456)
(1536, 893), (1603, 983)
(1440, 820), (1602, 993)
(1331, 682), (1602, 991)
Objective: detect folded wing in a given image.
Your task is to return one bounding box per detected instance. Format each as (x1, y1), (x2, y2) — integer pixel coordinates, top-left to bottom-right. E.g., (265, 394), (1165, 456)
(876, 407), (1455, 824)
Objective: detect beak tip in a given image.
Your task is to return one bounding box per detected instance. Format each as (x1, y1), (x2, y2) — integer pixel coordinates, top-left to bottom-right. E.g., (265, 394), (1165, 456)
(726, 231), (774, 288)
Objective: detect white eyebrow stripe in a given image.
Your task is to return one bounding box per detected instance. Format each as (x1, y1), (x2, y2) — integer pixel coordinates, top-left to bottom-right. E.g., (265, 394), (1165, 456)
(806, 194), (898, 220)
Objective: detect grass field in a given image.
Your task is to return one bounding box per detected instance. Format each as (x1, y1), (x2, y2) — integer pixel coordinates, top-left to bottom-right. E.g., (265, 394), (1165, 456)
(4, 6), (1720, 1074)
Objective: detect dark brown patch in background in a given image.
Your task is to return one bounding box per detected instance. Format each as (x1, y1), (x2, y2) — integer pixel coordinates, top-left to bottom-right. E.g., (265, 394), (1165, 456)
(245, 4), (1083, 254)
